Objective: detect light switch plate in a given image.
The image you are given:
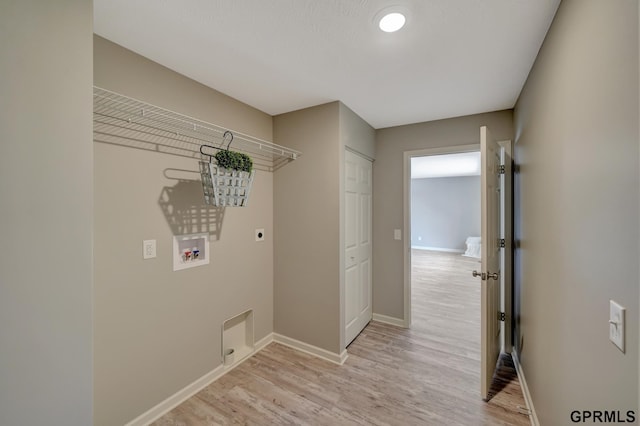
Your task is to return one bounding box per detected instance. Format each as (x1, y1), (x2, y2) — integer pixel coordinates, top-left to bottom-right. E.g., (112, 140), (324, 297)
(394, 229), (402, 240)
(143, 239), (157, 259)
(609, 300), (625, 352)
(255, 228), (265, 242)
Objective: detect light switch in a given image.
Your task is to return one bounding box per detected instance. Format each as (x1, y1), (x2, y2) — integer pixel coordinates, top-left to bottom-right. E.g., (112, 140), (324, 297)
(394, 229), (402, 240)
(609, 300), (625, 352)
(143, 239), (157, 259)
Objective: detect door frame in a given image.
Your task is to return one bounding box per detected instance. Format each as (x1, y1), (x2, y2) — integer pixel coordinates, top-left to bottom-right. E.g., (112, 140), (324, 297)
(402, 142), (512, 352)
(499, 140), (513, 352)
(403, 144), (479, 327)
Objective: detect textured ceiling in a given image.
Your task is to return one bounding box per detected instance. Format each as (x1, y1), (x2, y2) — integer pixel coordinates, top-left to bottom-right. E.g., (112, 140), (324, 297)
(94, 0), (560, 129)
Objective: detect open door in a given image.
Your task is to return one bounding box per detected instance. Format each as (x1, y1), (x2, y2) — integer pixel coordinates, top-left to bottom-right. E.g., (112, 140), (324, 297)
(478, 126), (502, 400)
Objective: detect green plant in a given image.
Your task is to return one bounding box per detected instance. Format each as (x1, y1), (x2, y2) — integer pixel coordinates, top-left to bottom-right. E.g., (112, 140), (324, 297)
(214, 150), (253, 173)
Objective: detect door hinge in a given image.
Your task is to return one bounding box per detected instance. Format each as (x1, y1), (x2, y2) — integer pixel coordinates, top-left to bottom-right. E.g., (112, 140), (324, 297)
(498, 312), (506, 322)
(498, 165), (505, 175)
(498, 239), (505, 248)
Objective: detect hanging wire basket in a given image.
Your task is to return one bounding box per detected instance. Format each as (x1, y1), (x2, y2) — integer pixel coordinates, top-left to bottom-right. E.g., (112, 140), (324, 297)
(200, 161), (255, 207)
(199, 131), (255, 207)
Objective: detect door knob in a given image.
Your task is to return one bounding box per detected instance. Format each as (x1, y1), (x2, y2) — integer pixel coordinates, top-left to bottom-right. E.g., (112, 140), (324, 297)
(472, 270), (486, 280)
(473, 270), (499, 280)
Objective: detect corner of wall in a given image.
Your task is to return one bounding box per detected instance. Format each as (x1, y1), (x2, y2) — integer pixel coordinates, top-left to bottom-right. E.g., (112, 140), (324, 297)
(273, 102), (342, 355)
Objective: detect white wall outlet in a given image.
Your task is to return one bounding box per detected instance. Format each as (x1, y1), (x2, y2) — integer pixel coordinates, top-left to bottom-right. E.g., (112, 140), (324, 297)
(255, 228), (265, 242)
(609, 300), (625, 352)
(143, 239), (156, 259)
(394, 229), (402, 240)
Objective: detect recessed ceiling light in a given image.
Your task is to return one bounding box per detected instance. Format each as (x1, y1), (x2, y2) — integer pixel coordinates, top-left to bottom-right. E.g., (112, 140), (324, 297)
(378, 12), (406, 33)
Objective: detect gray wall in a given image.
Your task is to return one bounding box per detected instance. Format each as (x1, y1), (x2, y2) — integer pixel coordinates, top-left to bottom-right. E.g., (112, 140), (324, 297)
(340, 103), (376, 160)
(373, 111), (513, 320)
(411, 176), (480, 251)
(274, 102), (342, 354)
(94, 36), (274, 426)
(274, 101), (374, 355)
(514, 0), (639, 423)
(0, 1), (94, 425)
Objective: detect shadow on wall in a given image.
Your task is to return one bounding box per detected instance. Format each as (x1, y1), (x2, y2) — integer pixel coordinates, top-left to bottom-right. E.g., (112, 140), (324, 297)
(159, 168), (225, 239)
(94, 116), (202, 161)
(94, 113), (226, 237)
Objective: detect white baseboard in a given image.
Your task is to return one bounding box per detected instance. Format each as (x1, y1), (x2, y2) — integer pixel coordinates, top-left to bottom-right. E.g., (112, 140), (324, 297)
(254, 333), (275, 351)
(372, 313), (407, 328)
(411, 245), (465, 253)
(124, 333), (348, 425)
(511, 349), (539, 426)
(273, 333), (348, 365)
(124, 333), (274, 426)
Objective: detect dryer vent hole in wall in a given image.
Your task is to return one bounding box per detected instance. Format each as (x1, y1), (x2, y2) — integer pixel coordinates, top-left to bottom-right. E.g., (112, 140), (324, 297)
(222, 310), (254, 368)
(224, 349), (235, 366)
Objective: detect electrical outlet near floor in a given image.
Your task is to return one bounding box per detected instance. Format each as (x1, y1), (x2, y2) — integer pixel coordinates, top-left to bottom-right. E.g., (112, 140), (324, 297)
(609, 300), (625, 352)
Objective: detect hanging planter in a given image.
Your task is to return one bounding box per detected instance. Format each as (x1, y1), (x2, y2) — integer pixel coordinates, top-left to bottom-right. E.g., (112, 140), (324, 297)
(200, 131), (255, 207)
(213, 150), (253, 173)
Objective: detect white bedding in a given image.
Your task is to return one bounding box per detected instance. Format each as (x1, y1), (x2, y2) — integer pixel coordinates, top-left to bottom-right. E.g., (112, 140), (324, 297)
(462, 236), (481, 259)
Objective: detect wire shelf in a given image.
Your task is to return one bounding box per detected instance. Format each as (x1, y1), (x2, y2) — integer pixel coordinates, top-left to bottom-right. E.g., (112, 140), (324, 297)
(93, 86), (301, 172)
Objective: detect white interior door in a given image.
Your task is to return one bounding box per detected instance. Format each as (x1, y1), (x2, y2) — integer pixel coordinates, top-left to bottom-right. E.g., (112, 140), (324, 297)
(479, 126), (502, 400)
(345, 150), (373, 346)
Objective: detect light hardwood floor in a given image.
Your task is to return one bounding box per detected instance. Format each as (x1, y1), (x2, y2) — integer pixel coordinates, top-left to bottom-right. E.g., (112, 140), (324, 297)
(153, 250), (530, 425)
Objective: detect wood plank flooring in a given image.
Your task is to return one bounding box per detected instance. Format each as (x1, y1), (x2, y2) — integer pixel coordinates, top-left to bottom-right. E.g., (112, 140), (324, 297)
(153, 250), (530, 425)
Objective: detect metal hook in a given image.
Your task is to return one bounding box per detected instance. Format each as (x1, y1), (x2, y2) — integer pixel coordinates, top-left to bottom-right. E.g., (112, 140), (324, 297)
(198, 130), (234, 162)
(199, 144), (216, 163)
(222, 130), (234, 151)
